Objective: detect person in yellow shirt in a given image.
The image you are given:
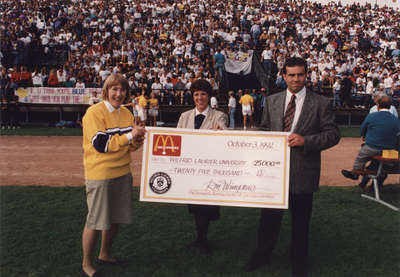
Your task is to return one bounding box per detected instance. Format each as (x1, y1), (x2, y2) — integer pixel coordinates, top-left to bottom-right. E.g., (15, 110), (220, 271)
(136, 89), (148, 126)
(239, 89), (255, 130)
(81, 73), (145, 277)
(148, 92), (159, 127)
(159, 29), (168, 41)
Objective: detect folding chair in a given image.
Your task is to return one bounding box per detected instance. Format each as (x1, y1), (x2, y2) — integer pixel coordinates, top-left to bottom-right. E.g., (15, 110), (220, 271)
(354, 134), (400, 211)
(361, 150), (400, 211)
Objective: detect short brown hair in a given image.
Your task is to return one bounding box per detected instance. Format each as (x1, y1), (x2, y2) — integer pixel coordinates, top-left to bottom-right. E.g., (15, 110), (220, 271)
(102, 73), (130, 101)
(282, 57), (308, 74)
(190, 79), (212, 96)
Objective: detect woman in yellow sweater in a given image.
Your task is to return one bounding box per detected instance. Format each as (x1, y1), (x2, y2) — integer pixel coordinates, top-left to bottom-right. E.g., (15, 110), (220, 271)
(81, 73), (145, 277)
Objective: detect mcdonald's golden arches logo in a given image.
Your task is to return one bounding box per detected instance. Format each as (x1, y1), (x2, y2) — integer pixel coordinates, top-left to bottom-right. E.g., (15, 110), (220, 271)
(152, 134), (182, 156)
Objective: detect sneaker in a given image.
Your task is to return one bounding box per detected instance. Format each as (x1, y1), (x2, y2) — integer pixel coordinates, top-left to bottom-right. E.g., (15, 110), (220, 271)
(341, 169), (359, 180)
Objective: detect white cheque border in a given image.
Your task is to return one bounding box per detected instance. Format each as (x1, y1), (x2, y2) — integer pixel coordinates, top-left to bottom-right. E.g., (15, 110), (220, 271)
(140, 127), (289, 209)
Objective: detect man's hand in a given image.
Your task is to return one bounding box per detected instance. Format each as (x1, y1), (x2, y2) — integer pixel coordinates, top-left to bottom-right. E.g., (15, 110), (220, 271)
(132, 126), (146, 145)
(288, 133), (304, 147)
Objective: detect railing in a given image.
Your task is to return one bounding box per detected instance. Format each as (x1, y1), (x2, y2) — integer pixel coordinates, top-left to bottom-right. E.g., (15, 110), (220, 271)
(7, 102), (373, 127)
(11, 103), (195, 126)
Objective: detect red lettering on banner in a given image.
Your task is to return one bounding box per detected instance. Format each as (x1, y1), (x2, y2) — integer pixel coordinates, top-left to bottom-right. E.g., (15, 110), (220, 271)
(59, 88), (69, 94)
(40, 96), (51, 103)
(53, 96), (60, 103)
(44, 88), (53, 94)
(73, 96), (81, 104)
(18, 88), (95, 104)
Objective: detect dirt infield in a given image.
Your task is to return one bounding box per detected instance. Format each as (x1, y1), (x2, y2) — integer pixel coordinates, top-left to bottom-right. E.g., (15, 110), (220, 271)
(0, 136), (399, 187)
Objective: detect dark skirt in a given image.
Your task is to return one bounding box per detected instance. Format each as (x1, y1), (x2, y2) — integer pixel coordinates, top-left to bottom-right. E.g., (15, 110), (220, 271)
(188, 204), (220, 221)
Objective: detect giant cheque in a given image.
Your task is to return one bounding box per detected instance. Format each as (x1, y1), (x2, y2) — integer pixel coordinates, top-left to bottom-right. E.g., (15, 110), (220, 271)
(140, 127), (290, 209)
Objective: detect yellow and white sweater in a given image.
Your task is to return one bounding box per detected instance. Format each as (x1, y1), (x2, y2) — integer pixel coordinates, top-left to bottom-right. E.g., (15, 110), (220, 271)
(83, 101), (139, 180)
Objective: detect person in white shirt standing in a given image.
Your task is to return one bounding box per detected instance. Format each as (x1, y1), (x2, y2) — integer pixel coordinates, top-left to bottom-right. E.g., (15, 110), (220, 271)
(332, 77), (341, 107)
(383, 73), (393, 95)
(261, 45), (273, 75)
(57, 68), (67, 87)
(365, 76), (375, 108)
(228, 90), (236, 129)
(76, 79), (85, 88)
(32, 68), (43, 87)
(210, 92), (218, 109)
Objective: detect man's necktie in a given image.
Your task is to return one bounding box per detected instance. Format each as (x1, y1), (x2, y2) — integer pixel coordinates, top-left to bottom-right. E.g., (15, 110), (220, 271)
(283, 94), (296, 132)
(195, 114), (205, 129)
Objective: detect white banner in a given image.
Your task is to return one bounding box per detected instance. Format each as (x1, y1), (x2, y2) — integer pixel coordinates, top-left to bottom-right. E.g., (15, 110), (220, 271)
(306, 0), (399, 8)
(224, 50), (253, 75)
(140, 127), (290, 209)
(15, 87), (102, 104)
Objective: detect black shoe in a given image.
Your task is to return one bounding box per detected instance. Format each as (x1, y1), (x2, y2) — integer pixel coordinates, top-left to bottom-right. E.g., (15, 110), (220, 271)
(341, 170), (359, 180)
(96, 258), (127, 266)
(358, 175), (370, 189)
(243, 254), (269, 272)
(187, 240), (212, 255)
(292, 273), (308, 277)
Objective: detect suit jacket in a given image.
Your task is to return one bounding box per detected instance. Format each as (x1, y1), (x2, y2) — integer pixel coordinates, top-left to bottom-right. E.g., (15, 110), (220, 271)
(260, 89), (341, 194)
(177, 106), (228, 220)
(177, 107), (228, 130)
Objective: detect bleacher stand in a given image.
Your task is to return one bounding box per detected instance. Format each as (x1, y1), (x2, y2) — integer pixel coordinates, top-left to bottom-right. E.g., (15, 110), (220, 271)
(0, 0), (399, 127)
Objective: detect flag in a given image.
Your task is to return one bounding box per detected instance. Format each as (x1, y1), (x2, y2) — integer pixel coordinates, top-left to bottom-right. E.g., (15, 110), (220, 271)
(224, 50), (253, 75)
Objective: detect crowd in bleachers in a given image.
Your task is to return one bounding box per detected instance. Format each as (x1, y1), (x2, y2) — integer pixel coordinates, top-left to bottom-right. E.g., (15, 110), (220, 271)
(0, 0), (400, 111)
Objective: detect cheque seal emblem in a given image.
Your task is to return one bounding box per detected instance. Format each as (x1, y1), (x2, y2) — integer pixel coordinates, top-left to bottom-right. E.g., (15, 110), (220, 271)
(149, 172), (171, 194)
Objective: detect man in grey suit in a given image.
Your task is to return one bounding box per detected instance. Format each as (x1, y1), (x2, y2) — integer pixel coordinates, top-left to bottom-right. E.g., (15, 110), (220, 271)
(177, 78), (227, 254)
(243, 57), (341, 277)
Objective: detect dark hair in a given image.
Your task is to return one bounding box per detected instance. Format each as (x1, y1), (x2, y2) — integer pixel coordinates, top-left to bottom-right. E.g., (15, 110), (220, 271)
(282, 57), (308, 74)
(378, 95), (391, 110)
(190, 79), (212, 96)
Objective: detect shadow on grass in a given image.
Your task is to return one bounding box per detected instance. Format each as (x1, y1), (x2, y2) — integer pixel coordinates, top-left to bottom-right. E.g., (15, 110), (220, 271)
(1, 127), (359, 138)
(0, 186), (399, 277)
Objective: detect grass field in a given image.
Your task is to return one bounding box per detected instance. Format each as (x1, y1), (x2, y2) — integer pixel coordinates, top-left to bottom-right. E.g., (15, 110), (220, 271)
(1, 126), (398, 277)
(0, 127), (83, 136)
(1, 186), (399, 277)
